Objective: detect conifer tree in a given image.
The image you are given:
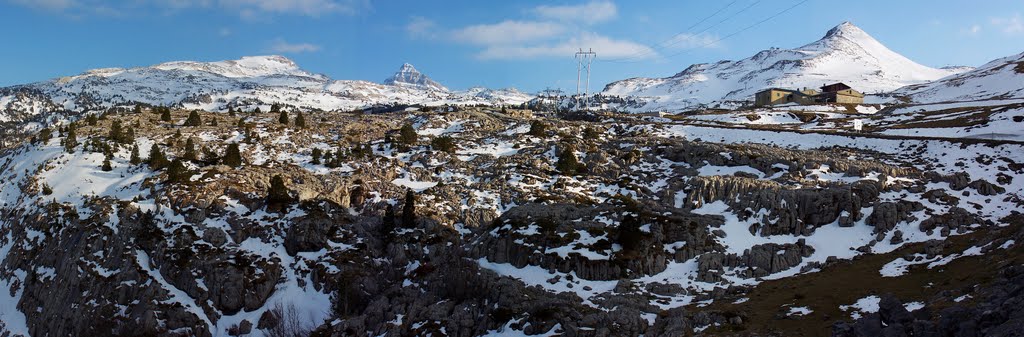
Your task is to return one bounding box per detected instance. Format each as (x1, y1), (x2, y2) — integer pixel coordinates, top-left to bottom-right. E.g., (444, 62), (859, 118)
(184, 138), (197, 161)
(64, 125), (78, 153)
(311, 148), (322, 165)
(101, 153), (113, 172)
(253, 107), (262, 114)
(401, 189), (416, 228)
(270, 103), (281, 113)
(294, 111), (306, 128)
(399, 123), (417, 145)
(148, 144), (169, 170)
(109, 120), (128, 143)
(223, 143), (242, 167)
(617, 214), (644, 252)
(266, 174), (292, 205)
(382, 204), (395, 235)
(227, 106), (236, 117)
(129, 144), (141, 165)
(528, 120), (547, 137)
(160, 108), (171, 122)
(166, 158), (189, 184)
(556, 145), (581, 175)
(278, 110), (289, 125)
(133, 104), (143, 114)
(184, 110), (202, 127)
(125, 127), (136, 142)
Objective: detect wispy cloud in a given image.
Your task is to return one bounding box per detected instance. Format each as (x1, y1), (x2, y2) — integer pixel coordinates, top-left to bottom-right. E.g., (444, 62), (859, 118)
(991, 13), (1023, 35)
(452, 21), (566, 45)
(6, 0), (368, 18)
(268, 38), (321, 54)
(412, 1), (663, 61)
(533, 1), (617, 25)
(9, 0), (76, 11)
(406, 16), (438, 39)
(475, 32), (654, 60)
(662, 33), (721, 50)
(960, 24), (982, 37)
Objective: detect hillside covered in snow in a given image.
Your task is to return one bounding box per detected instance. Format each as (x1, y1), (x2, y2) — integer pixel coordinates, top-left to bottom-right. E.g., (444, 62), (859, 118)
(0, 56), (534, 124)
(894, 51), (1024, 103)
(602, 22), (969, 112)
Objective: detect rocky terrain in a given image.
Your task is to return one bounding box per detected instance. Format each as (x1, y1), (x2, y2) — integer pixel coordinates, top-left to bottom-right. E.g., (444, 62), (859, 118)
(0, 96), (1019, 336)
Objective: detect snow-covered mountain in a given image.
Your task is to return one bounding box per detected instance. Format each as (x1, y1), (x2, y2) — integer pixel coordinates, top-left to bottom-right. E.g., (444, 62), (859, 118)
(384, 63), (449, 92)
(893, 51), (1024, 103)
(0, 56), (533, 126)
(602, 22), (970, 112)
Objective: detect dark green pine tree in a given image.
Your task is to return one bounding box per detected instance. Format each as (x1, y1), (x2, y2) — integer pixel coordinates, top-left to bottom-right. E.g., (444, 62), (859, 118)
(124, 127), (136, 142)
(253, 107), (262, 114)
(129, 144), (141, 165)
(266, 174), (292, 205)
(160, 108), (171, 122)
(311, 148), (322, 165)
(184, 110), (202, 127)
(399, 123), (417, 146)
(617, 214), (644, 252)
(278, 110), (289, 125)
(556, 145), (581, 175)
(270, 103), (281, 113)
(382, 204), (395, 236)
(184, 138), (197, 161)
(294, 111), (306, 128)
(109, 120), (125, 143)
(133, 104), (143, 114)
(63, 125), (78, 153)
(227, 106), (236, 117)
(148, 144), (169, 170)
(401, 189), (416, 228)
(101, 153), (113, 172)
(166, 158), (189, 184)
(528, 120), (547, 137)
(223, 143), (242, 167)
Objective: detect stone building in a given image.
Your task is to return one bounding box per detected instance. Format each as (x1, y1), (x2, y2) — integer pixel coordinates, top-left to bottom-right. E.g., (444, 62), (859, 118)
(754, 82), (864, 106)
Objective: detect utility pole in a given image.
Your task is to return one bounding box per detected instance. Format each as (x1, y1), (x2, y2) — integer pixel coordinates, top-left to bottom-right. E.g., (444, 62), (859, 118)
(574, 48), (596, 111)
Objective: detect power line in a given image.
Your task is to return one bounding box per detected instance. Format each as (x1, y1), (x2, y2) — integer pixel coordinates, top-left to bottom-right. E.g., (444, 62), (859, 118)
(604, 0), (739, 62)
(602, 0), (808, 64)
(604, 0), (762, 63)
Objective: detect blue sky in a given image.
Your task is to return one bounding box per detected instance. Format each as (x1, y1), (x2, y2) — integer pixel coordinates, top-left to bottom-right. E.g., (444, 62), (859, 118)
(1, 0), (1022, 92)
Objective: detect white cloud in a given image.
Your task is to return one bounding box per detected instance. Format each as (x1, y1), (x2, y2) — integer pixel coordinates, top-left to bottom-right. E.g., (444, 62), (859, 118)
(991, 13), (1023, 35)
(534, 1), (617, 25)
(961, 24), (982, 37)
(268, 38), (321, 54)
(406, 16), (438, 39)
(452, 20), (566, 45)
(662, 33), (720, 50)
(221, 0), (367, 18)
(218, 27), (233, 37)
(475, 32), (656, 60)
(7, 0), (367, 18)
(8, 0), (77, 11)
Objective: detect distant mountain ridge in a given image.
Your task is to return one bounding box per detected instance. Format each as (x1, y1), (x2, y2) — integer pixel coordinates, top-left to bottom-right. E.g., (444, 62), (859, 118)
(602, 22), (971, 112)
(0, 56), (533, 127)
(384, 63), (449, 92)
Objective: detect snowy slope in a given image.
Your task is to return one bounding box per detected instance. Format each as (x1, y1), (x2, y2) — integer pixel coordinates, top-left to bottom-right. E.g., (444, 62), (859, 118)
(0, 56), (533, 124)
(894, 51), (1024, 103)
(602, 22), (969, 112)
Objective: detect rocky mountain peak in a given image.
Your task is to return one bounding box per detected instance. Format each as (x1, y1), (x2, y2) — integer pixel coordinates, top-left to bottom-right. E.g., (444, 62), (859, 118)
(384, 63), (448, 92)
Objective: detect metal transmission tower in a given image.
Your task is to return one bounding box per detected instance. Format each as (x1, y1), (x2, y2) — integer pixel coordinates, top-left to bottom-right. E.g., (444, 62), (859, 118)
(574, 48), (596, 110)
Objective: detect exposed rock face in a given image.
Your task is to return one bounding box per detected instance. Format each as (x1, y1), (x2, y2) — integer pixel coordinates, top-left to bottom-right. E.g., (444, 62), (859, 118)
(0, 106), (1017, 337)
(697, 240), (815, 282)
(832, 264), (1024, 337)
